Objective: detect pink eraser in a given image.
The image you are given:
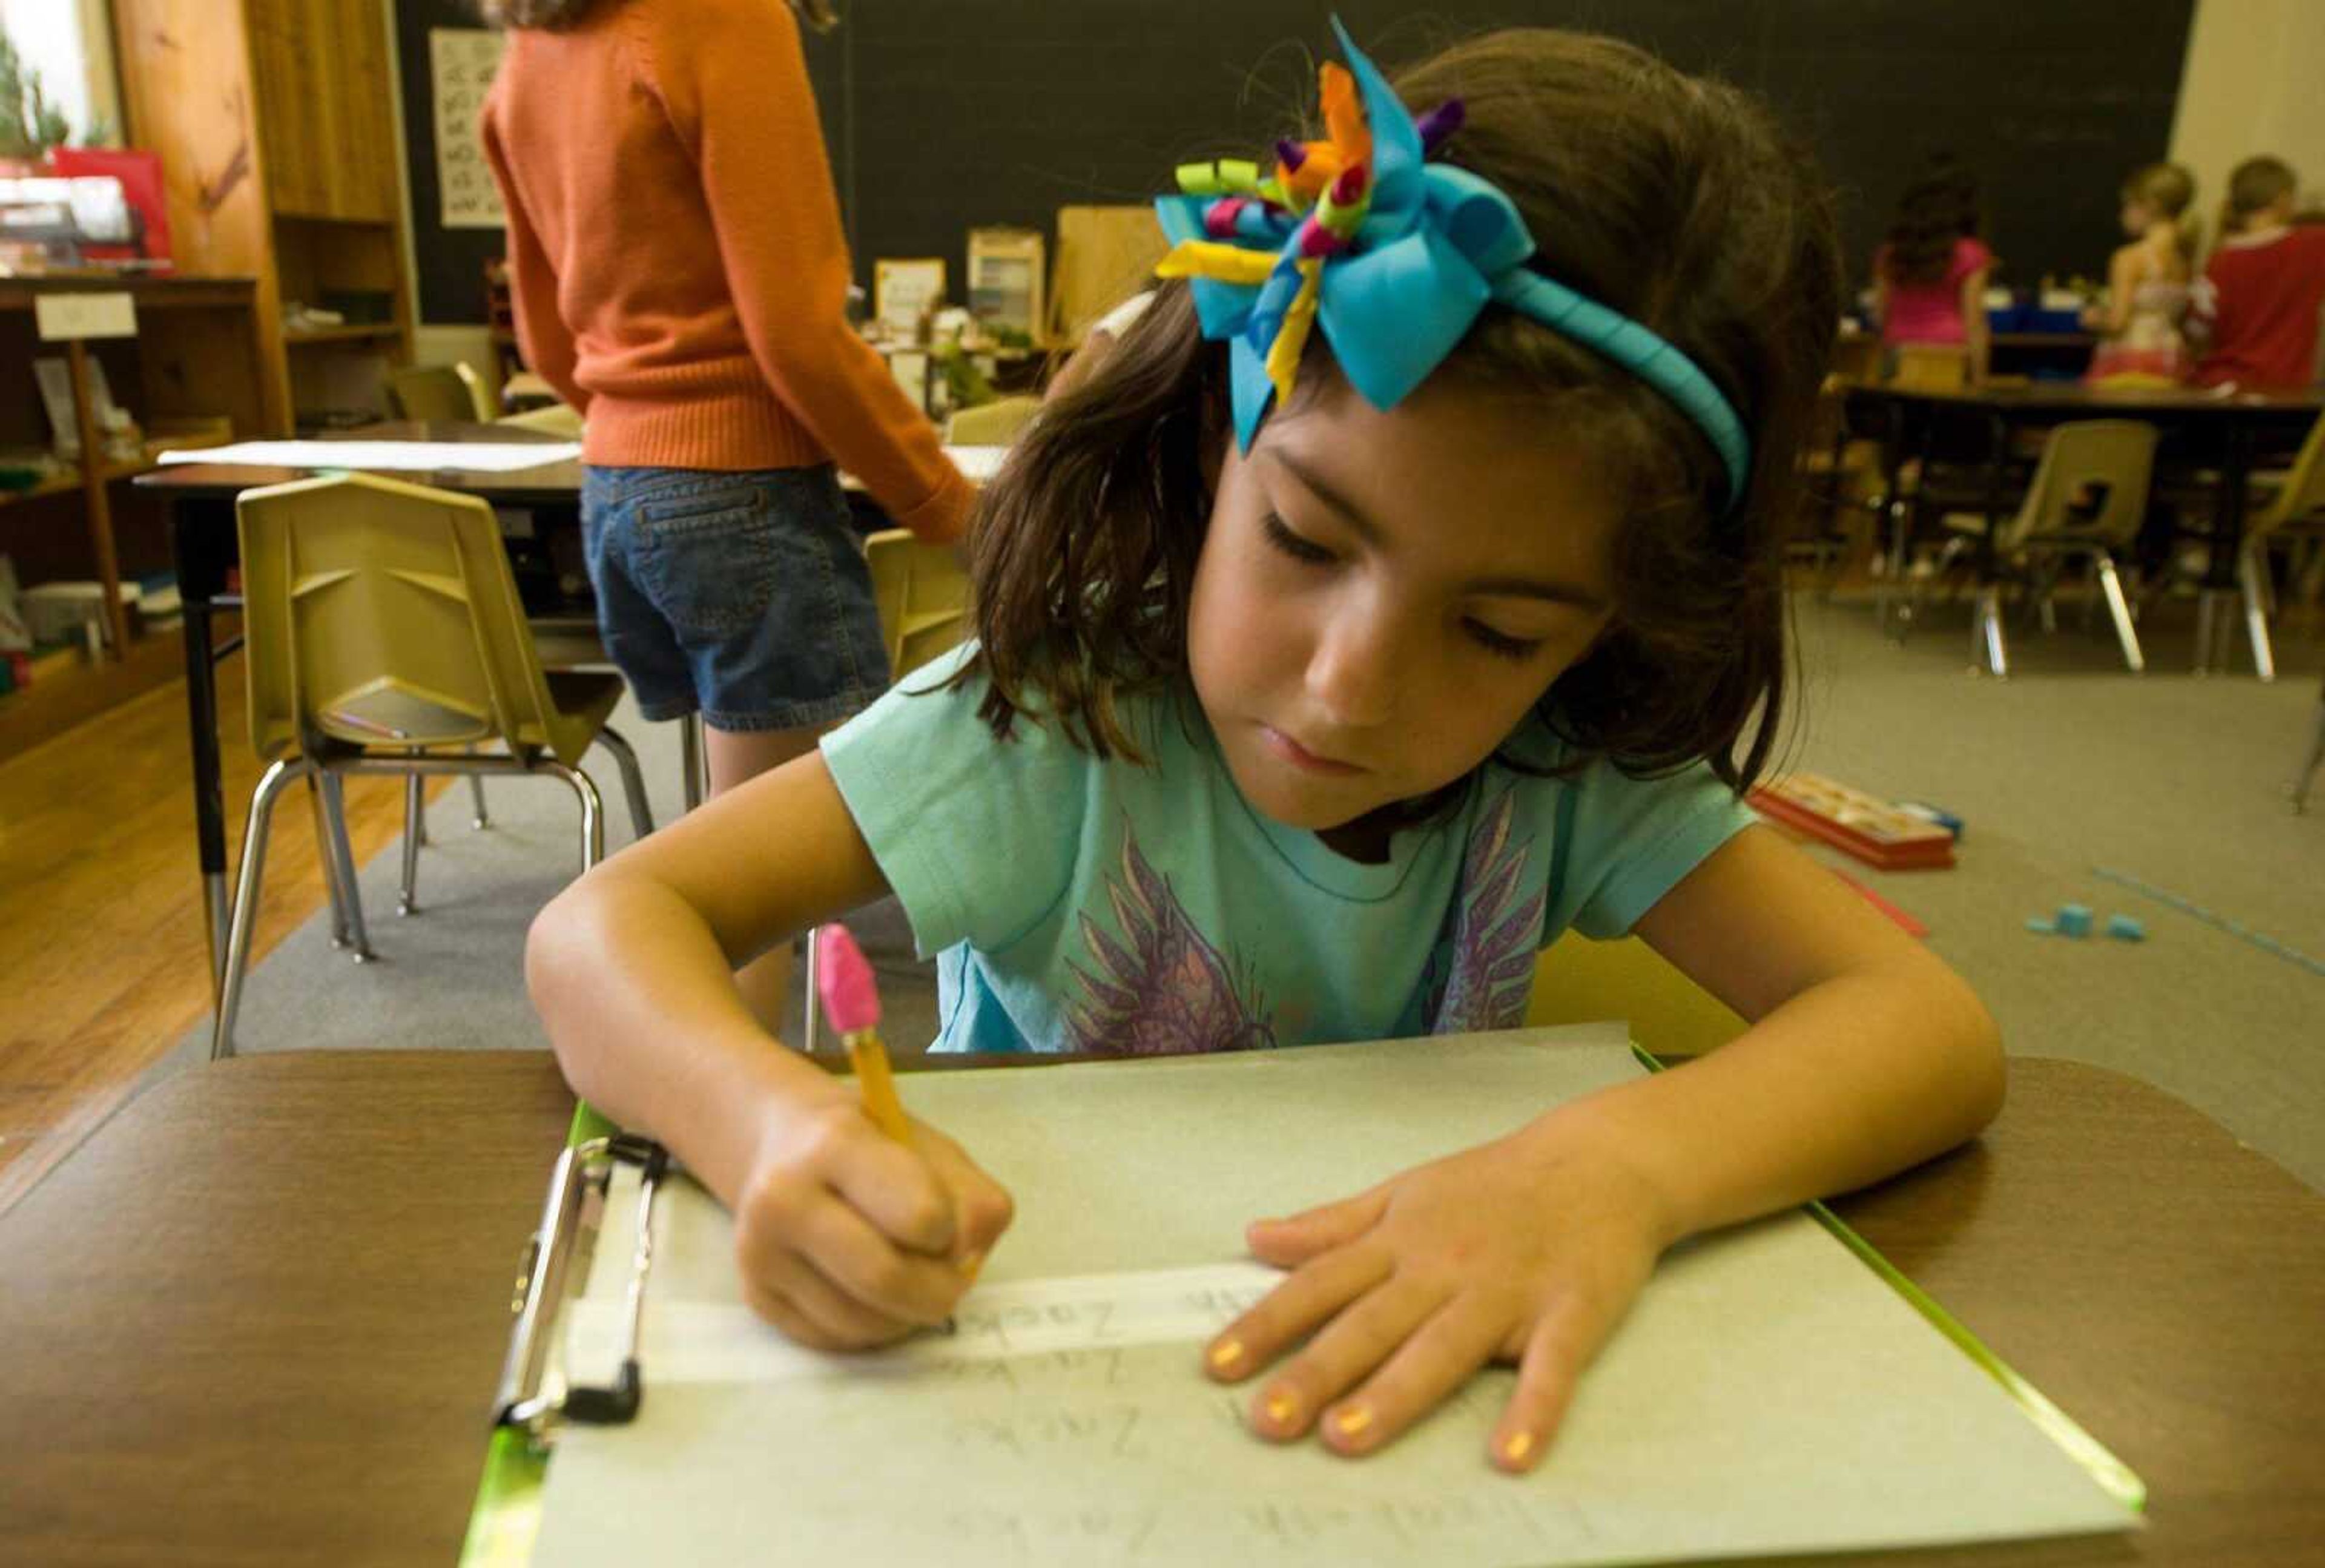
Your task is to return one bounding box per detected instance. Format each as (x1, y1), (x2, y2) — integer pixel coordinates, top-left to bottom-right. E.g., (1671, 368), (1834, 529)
(814, 922), (881, 1035)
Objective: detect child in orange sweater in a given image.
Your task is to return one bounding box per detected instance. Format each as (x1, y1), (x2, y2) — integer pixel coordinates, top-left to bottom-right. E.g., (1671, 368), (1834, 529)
(481, 0), (969, 1027)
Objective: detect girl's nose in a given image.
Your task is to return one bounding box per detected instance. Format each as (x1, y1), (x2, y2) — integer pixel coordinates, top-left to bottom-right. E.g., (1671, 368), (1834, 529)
(1304, 602), (1399, 730)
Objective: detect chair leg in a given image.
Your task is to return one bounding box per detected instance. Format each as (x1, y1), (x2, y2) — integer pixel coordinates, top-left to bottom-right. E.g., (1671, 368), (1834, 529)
(469, 747), (490, 830)
(1875, 498), (1910, 637)
(2096, 554), (2145, 674)
(681, 713), (706, 812)
(801, 924), (822, 1056)
(541, 760), (607, 872)
(1971, 584), (2009, 678)
(595, 725), (655, 840)
(213, 759), (309, 1061)
(303, 771), (352, 950)
(401, 774), (424, 916)
(2293, 696), (2325, 814)
(317, 772), (375, 962)
(2240, 543), (2277, 683)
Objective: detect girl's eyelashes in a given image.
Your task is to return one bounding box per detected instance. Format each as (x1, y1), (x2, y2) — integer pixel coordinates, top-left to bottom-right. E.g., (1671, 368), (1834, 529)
(1262, 509), (1552, 660)
(1259, 510), (1336, 566)
(1463, 621), (1544, 662)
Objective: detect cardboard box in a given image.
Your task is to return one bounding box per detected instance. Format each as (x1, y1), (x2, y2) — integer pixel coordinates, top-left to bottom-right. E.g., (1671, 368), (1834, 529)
(1047, 205), (1168, 345)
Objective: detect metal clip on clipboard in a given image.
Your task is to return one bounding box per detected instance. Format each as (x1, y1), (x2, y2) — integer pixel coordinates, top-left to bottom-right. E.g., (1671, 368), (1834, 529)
(493, 1132), (669, 1437)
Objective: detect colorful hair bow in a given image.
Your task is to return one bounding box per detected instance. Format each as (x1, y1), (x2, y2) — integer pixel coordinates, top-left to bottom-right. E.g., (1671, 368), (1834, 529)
(1153, 18), (1751, 509)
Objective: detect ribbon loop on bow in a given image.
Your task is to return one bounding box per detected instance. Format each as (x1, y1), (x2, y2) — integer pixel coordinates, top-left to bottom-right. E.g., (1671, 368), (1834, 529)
(1150, 17), (1751, 510)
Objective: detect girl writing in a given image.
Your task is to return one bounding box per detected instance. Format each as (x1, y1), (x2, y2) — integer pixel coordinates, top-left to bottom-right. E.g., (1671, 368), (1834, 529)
(528, 24), (2004, 1474)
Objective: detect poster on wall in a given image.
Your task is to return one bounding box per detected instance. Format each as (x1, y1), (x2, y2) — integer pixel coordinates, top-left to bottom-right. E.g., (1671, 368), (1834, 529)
(430, 28), (508, 230)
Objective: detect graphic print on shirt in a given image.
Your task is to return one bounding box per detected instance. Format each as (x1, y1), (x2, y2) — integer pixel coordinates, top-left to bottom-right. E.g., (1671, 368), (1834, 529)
(1428, 789), (1546, 1034)
(1061, 825), (1278, 1056)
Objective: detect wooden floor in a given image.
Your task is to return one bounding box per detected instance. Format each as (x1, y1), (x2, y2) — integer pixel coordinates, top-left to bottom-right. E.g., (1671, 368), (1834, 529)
(0, 650), (440, 1214)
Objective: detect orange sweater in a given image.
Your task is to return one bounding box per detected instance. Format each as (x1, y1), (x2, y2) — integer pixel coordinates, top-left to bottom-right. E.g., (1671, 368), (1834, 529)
(480, 0), (969, 540)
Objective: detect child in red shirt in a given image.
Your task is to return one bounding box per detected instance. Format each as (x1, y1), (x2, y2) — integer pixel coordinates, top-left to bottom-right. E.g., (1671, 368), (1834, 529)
(2193, 157), (2325, 389)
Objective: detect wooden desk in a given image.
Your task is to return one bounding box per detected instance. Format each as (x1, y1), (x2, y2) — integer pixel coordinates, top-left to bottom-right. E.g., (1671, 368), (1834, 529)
(1841, 381), (2325, 674)
(134, 421), (586, 994)
(0, 1050), (2317, 1567)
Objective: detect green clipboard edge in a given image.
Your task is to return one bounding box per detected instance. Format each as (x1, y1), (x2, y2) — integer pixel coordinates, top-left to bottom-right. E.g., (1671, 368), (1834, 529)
(1629, 1044), (2148, 1514)
(460, 1101), (618, 1568)
(459, 1053), (2146, 1565)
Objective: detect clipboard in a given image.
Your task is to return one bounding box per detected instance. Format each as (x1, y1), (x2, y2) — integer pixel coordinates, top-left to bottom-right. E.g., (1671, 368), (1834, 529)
(459, 1039), (2143, 1567)
(463, 1104), (647, 1567)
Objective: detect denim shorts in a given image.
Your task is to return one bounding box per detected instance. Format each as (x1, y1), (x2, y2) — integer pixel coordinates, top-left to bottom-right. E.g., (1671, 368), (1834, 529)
(580, 464), (891, 731)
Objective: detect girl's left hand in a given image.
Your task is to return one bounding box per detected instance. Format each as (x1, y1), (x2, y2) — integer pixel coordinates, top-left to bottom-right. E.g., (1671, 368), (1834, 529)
(1204, 1119), (1677, 1472)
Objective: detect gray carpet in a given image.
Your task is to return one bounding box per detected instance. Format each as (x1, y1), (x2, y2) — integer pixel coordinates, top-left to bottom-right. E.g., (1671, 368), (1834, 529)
(149, 590), (2325, 1188)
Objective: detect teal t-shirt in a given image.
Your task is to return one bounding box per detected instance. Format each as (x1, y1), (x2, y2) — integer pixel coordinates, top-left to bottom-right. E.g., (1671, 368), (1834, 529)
(820, 646), (1753, 1055)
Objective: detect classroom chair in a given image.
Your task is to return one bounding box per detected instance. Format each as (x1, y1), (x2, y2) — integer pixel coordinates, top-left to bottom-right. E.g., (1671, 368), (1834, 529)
(1915, 421), (2158, 674)
(798, 529), (974, 1051)
(385, 363), (495, 423)
(498, 403), (585, 439)
(211, 472), (653, 1059)
(864, 528), (972, 679)
(411, 398), (597, 877)
(943, 394), (1039, 446)
(2229, 412), (2325, 682)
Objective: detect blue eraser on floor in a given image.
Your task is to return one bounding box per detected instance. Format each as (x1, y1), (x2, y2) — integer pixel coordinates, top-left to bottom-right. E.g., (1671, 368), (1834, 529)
(2056, 903), (2093, 938)
(2025, 917), (2056, 934)
(2106, 914), (2146, 942)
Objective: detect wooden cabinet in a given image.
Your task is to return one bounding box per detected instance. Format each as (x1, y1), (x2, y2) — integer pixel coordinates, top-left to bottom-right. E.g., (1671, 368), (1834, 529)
(246, 0), (402, 223)
(111, 0), (417, 433)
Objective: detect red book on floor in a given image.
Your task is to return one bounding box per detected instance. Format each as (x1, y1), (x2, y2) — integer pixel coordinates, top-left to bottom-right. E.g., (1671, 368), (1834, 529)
(1749, 773), (1956, 871)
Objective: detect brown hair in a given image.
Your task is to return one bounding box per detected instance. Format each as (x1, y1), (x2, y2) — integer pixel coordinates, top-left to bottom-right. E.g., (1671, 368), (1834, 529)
(963, 28), (1841, 798)
(478, 0), (837, 31)
(2221, 156), (2296, 237)
(1882, 156), (1981, 286)
(2123, 162), (2198, 262)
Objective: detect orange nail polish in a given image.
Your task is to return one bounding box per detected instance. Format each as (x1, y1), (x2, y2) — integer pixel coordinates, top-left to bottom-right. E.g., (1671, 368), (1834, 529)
(1264, 1389), (1298, 1426)
(1209, 1338), (1245, 1371)
(1502, 1430), (1534, 1465)
(1332, 1405), (1374, 1440)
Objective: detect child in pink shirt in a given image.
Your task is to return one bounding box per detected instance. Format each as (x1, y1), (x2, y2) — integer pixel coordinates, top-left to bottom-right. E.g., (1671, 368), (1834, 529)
(1874, 159), (1995, 381)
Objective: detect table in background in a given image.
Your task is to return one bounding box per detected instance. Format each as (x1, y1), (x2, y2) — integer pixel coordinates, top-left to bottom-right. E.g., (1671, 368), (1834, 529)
(0, 1047), (2318, 1567)
(1841, 380), (2325, 673)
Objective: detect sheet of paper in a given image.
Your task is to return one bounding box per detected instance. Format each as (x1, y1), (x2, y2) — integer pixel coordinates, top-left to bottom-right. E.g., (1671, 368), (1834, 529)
(156, 440), (579, 473)
(430, 29), (509, 230)
(533, 1029), (2139, 1567)
(945, 443), (1009, 482)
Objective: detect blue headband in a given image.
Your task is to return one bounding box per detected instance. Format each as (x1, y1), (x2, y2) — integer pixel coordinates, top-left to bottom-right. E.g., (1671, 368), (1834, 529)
(1152, 18), (1751, 510)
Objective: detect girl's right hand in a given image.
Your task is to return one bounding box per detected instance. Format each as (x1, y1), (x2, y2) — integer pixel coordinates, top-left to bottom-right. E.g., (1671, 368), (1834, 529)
(731, 1099), (1014, 1351)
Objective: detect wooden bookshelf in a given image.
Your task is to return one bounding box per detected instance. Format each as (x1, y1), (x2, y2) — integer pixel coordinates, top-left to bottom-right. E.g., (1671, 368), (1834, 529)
(284, 323), (404, 346)
(111, 0), (418, 433)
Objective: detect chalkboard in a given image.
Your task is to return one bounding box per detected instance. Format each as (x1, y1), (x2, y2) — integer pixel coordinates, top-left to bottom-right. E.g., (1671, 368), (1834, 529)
(395, 0), (2192, 325)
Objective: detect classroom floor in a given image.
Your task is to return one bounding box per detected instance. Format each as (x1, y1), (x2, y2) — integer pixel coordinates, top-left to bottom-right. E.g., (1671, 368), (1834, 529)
(1, 584), (2320, 1210)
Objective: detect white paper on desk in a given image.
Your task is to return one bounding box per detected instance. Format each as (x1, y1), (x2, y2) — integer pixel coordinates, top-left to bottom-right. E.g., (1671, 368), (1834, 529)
(154, 440), (580, 472)
(533, 1029), (2140, 1567)
(944, 443), (1009, 482)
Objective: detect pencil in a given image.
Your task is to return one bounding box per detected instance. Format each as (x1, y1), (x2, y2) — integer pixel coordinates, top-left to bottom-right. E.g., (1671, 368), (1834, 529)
(813, 923), (980, 1316)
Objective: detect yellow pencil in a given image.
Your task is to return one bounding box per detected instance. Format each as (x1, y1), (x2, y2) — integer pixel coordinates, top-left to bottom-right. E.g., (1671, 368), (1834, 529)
(814, 923), (981, 1294)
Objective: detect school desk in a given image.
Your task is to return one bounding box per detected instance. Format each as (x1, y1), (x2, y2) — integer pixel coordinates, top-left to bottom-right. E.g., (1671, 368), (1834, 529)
(0, 1046), (2317, 1567)
(1840, 381), (2325, 675)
